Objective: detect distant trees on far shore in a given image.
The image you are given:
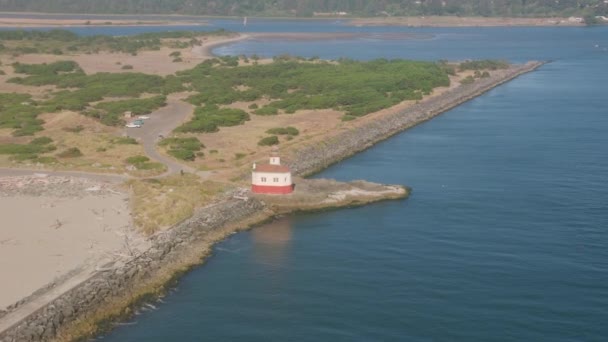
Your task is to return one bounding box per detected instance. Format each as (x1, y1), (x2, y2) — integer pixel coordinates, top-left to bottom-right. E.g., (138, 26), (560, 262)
(0, 0), (606, 18)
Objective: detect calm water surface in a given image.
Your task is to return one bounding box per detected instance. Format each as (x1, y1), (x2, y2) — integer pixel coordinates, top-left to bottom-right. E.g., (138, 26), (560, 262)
(56, 22), (606, 341)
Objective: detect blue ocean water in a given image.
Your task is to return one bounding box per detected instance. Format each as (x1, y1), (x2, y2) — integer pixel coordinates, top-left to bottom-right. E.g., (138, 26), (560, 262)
(55, 22), (607, 341)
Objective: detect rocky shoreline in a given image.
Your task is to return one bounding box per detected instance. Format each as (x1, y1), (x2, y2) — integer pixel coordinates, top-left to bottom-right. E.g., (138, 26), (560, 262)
(0, 61), (544, 342)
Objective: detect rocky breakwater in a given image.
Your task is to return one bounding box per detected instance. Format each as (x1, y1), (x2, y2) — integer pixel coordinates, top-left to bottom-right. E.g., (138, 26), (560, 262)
(257, 178), (409, 214)
(289, 61), (545, 176)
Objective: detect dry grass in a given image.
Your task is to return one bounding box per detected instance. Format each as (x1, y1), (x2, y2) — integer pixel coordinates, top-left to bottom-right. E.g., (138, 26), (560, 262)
(189, 102), (344, 177)
(127, 174), (229, 234)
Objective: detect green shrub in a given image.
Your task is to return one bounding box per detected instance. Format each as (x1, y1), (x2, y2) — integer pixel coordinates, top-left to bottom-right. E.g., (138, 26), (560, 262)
(168, 148), (195, 161)
(0, 93), (44, 136)
(258, 136), (279, 146)
(459, 60), (509, 71)
(266, 126), (299, 136)
(113, 137), (138, 145)
(13, 60), (80, 75)
(460, 76), (475, 85)
(121, 65), (134, 70)
(10, 153), (38, 161)
(159, 137), (203, 151)
(94, 95), (166, 126)
(173, 57), (183, 63)
(57, 147), (83, 158)
(159, 137), (203, 161)
(235, 152), (246, 160)
(136, 162), (164, 170)
(126, 155), (150, 164)
(248, 103), (258, 109)
(34, 156), (58, 164)
(0, 142), (55, 155)
(30, 136), (53, 145)
(176, 106), (249, 133)
(63, 125), (84, 133)
(254, 106), (278, 115)
(169, 51), (181, 57)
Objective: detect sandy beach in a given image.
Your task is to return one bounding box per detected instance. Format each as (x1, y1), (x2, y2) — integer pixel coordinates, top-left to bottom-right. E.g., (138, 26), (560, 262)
(0, 174), (147, 310)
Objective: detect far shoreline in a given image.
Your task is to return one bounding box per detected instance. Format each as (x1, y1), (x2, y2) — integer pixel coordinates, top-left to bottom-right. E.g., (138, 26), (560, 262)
(0, 12), (594, 28)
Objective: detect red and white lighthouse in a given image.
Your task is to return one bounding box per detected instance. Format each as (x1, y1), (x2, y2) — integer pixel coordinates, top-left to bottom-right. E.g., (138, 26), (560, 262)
(251, 149), (293, 195)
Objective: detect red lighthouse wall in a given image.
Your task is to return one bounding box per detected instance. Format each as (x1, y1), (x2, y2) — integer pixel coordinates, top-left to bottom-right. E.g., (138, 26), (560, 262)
(251, 184), (294, 194)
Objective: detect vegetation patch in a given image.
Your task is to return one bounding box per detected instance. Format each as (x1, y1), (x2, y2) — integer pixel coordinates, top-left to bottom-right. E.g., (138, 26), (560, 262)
(0, 93), (43, 136)
(12, 60), (81, 75)
(0, 29), (231, 55)
(57, 147), (83, 158)
(6, 60), (176, 127)
(63, 125), (84, 133)
(112, 137), (138, 145)
(175, 105), (249, 133)
(0, 138), (57, 161)
(159, 137), (204, 161)
(266, 126), (299, 136)
(93, 95), (166, 126)
(460, 75), (475, 85)
(0, 142), (55, 155)
(125, 155), (164, 171)
(178, 58), (449, 122)
(258, 135), (279, 146)
(459, 60), (509, 71)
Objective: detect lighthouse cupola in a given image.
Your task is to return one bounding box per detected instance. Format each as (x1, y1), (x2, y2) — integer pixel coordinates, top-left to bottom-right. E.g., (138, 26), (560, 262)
(269, 147), (281, 165)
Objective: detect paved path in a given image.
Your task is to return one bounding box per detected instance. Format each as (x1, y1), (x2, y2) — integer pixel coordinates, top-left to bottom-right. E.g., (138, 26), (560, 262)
(125, 99), (212, 178)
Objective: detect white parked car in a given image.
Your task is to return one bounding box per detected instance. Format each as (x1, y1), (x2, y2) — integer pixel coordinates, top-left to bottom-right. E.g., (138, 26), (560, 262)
(138, 115), (150, 120)
(125, 123), (142, 128)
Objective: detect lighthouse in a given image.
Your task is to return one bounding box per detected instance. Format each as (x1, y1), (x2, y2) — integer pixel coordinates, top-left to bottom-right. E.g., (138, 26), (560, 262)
(251, 148), (293, 195)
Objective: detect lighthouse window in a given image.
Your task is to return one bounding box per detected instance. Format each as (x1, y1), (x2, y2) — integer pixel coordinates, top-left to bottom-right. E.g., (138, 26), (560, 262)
(261, 177), (267, 182)
(273, 177), (279, 182)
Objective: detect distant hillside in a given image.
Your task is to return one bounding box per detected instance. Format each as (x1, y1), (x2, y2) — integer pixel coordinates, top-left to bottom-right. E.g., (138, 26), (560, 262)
(0, 0), (606, 17)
